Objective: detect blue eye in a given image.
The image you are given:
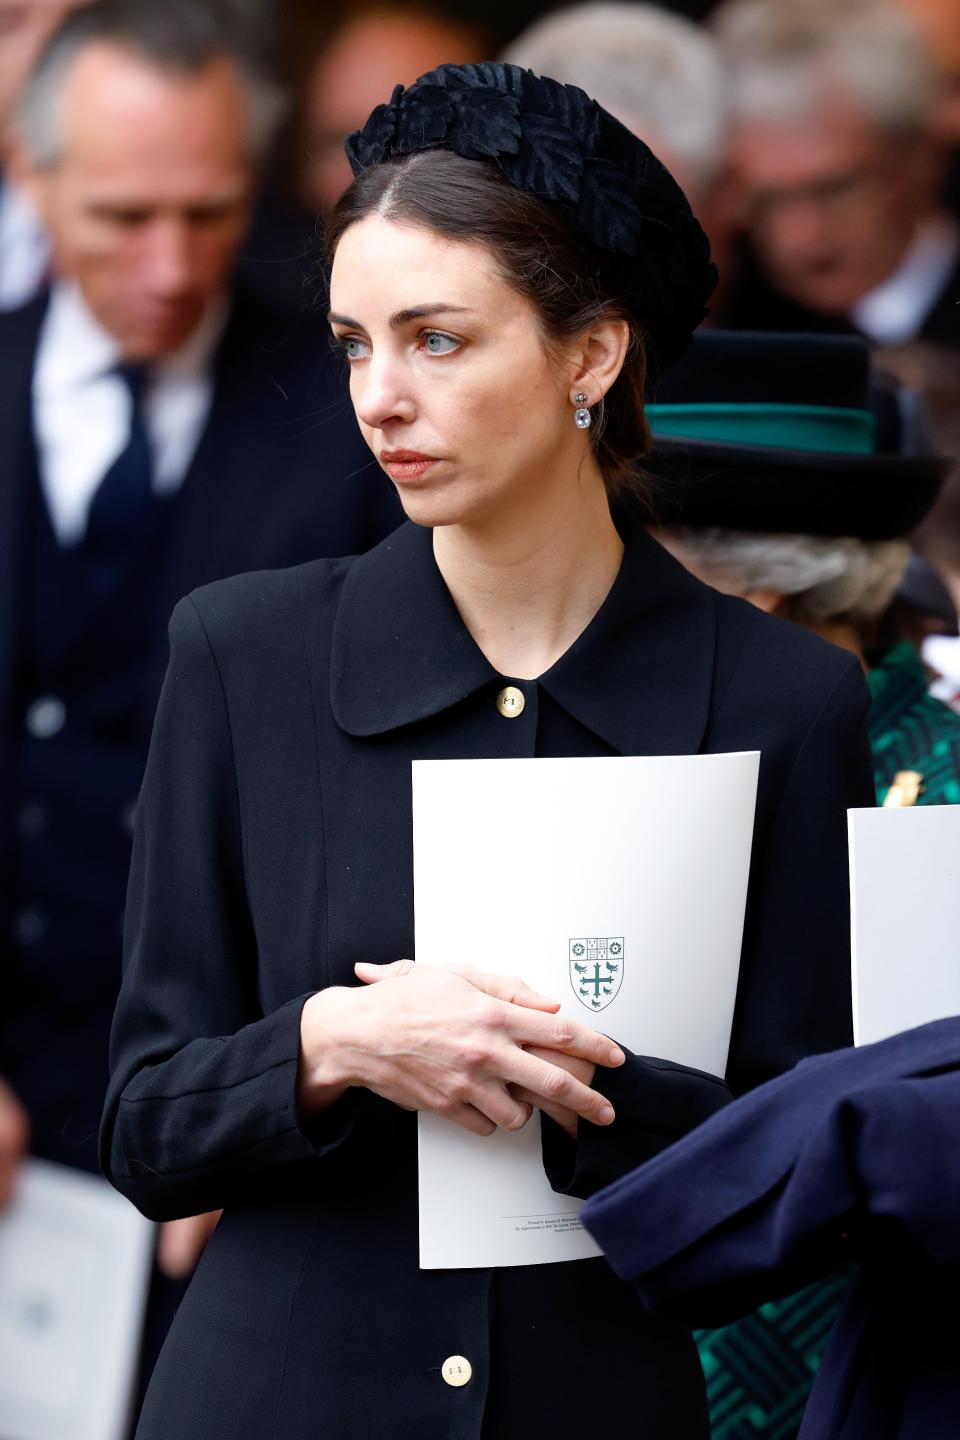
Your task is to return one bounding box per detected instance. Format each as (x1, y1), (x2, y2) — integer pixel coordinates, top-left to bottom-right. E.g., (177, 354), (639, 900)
(422, 331), (460, 355)
(339, 336), (371, 361)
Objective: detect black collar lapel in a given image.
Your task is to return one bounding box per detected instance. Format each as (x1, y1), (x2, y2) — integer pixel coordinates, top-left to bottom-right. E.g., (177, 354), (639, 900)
(330, 522), (717, 754)
(331, 522), (497, 736)
(538, 529), (717, 755)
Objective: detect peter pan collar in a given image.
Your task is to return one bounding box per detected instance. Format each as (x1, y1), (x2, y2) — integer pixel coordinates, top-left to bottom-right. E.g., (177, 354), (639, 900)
(330, 520), (717, 756)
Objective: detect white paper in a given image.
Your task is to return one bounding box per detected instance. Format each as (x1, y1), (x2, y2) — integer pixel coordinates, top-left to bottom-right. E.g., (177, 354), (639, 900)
(414, 752), (759, 1269)
(0, 1159), (154, 1440)
(849, 805), (960, 1046)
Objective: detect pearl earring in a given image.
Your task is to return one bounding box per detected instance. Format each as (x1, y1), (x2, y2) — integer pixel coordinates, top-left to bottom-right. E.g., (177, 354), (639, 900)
(573, 392), (591, 429)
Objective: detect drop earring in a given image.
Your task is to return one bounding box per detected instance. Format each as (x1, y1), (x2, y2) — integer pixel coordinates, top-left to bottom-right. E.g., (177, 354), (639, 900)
(573, 392), (592, 429)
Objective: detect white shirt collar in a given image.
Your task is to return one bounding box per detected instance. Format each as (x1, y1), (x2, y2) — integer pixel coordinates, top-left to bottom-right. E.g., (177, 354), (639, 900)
(851, 214), (960, 345)
(33, 282), (230, 546)
(35, 280), (229, 395)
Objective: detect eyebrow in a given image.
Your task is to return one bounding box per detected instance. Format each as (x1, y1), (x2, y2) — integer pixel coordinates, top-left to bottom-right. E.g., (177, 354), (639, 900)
(327, 304), (474, 330)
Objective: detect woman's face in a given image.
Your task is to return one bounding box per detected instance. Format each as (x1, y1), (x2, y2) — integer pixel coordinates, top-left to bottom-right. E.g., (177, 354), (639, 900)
(328, 213), (586, 529)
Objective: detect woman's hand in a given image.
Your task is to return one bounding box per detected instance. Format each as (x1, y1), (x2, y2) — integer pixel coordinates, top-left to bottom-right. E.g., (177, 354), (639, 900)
(0, 1079), (29, 1210)
(157, 1210), (223, 1279)
(298, 960), (624, 1137)
(509, 1047), (598, 1139)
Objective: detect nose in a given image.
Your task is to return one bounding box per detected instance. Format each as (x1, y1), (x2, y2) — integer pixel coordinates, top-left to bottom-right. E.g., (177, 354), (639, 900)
(141, 218), (196, 298)
(352, 350), (416, 431)
(767, 197), (832, 264)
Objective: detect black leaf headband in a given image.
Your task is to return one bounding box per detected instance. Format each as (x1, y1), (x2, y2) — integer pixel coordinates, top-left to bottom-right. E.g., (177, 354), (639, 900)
(345, 62), (718, 379)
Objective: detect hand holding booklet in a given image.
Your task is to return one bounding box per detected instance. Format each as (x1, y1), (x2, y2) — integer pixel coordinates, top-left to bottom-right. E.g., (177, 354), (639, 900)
(413, 752), (759, 1269)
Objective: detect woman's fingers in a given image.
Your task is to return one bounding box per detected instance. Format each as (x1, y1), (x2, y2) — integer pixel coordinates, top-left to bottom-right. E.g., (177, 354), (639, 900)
(453, 967), (561, 1013)
(509, 1085), (578, 1139)
(507, 1008), (625, 1069)
(353, 960), (559, 1014)
(504, 1048), (615, 1126)
(354, 959), (415, 984)
(465, 1083), (533, 1133)
(447, 1103), (498, 1137)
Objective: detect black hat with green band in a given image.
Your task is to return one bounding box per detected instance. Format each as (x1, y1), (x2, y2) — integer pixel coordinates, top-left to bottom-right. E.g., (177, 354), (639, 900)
(642, 330), (952, 540)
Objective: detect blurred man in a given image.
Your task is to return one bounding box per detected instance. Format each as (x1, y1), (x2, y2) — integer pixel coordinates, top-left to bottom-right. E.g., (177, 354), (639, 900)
(504, 3), (729, 214)
(0, 0), (399, 1393)
(0, 0), (88, 307)
(714, 0), (960, 347)
(297, 5), (486, 212)
(505, 3), (735, 313)
(897, 0), (960, 150)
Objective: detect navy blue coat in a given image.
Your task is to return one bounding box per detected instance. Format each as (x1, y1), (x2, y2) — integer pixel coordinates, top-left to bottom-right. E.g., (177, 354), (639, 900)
(101, 521), (874, 1439)
(584, 1018), (960, 1440)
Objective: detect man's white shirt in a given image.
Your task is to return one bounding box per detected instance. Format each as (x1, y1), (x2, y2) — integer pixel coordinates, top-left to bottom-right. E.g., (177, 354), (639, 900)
(851, 213), (960, 346)
(33, 282), (228, 547)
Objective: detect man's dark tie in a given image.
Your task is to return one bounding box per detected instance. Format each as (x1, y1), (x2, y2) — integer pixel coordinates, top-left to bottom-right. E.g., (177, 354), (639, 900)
(85, 361), (154, 551)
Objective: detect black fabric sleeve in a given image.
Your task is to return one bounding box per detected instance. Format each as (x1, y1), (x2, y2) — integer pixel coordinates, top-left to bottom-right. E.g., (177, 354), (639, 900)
(541, 1049), (733, 1200)
(99, 596), (356, 1222)
(726, 655), (874, 1092)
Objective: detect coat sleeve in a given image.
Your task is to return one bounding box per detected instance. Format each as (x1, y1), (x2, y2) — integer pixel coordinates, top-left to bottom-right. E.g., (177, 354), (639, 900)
(728, 653), (874, 1091)
(541, 1051), (733, 1200)
(540, 653), (872, 1200)
(581, 1020), (960, 1327)
(99, 596), (358, 1222)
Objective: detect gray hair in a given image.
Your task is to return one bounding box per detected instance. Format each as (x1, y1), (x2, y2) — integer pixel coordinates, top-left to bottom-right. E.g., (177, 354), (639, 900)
(664, 526), (911, 624)
(711, 0), (937, 138)
(503, 4), (729, 194)
(15, 0), (284, 168)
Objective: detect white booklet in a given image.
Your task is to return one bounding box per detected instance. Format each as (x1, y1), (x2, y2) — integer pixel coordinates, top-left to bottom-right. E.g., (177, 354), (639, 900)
(414, 752), (759, 1269)
(0, 1159), (154, 1440)
(849, 804), (960, 1046)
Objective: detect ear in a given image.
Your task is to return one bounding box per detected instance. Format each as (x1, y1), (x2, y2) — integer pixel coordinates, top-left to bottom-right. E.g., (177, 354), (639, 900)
(2, 128), (53, 223)
(568, 315), (631, 409)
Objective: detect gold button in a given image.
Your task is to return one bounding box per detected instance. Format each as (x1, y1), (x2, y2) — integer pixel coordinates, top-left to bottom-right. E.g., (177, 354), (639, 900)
(496, 685), (525, 719)
(441, 1355), (472, 1388)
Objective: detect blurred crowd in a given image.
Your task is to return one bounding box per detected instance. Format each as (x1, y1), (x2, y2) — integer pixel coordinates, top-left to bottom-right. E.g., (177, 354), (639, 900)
(1, 1), (959, 1437)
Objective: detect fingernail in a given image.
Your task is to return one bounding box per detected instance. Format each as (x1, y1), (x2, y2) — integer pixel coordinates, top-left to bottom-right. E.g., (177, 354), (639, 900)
(609, 1046), (625, 1065)
(599, 1104), (615, 1124)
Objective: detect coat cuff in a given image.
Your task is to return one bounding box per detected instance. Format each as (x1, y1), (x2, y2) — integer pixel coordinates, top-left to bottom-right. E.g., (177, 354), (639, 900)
(107, 994), (360, 1219)
(541, 1050), (733, 1200)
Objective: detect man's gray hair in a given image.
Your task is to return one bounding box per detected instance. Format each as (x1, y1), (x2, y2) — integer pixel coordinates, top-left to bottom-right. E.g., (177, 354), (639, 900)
(664, 527), (911, 624)
(503, 4), (729, 194)
(15, 0), (284, 167)
(711, 0), (936, 138)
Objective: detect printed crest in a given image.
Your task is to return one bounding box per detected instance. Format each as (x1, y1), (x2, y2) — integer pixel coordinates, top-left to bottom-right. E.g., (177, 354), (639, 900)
(569, 938), (624, 1012)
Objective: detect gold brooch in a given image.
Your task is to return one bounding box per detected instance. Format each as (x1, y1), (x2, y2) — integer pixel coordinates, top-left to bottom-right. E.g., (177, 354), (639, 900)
(882, 770), (924, 808)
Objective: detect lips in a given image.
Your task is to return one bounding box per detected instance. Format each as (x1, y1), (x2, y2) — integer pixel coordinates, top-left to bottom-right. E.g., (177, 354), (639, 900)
(380, 449), (441, 482)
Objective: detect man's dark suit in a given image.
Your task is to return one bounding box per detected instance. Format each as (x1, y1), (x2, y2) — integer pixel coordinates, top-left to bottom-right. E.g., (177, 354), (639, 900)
(719, 234), (960, 348)
(0, 284), (402, 1175)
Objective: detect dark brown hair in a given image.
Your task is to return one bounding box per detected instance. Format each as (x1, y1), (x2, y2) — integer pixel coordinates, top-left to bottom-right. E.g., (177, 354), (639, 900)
(323, 148), (651, 501)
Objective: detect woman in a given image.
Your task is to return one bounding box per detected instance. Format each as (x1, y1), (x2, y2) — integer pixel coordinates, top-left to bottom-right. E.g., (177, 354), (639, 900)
(100, 63), (874, 1439)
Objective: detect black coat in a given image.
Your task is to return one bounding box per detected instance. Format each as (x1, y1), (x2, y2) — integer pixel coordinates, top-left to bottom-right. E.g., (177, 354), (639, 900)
(583, 1018), (960, 1440)
(101, 521), (874, 1440)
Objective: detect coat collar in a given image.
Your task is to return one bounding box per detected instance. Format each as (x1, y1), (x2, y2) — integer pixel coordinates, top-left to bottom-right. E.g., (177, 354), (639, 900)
(330, 520), (717, 755)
